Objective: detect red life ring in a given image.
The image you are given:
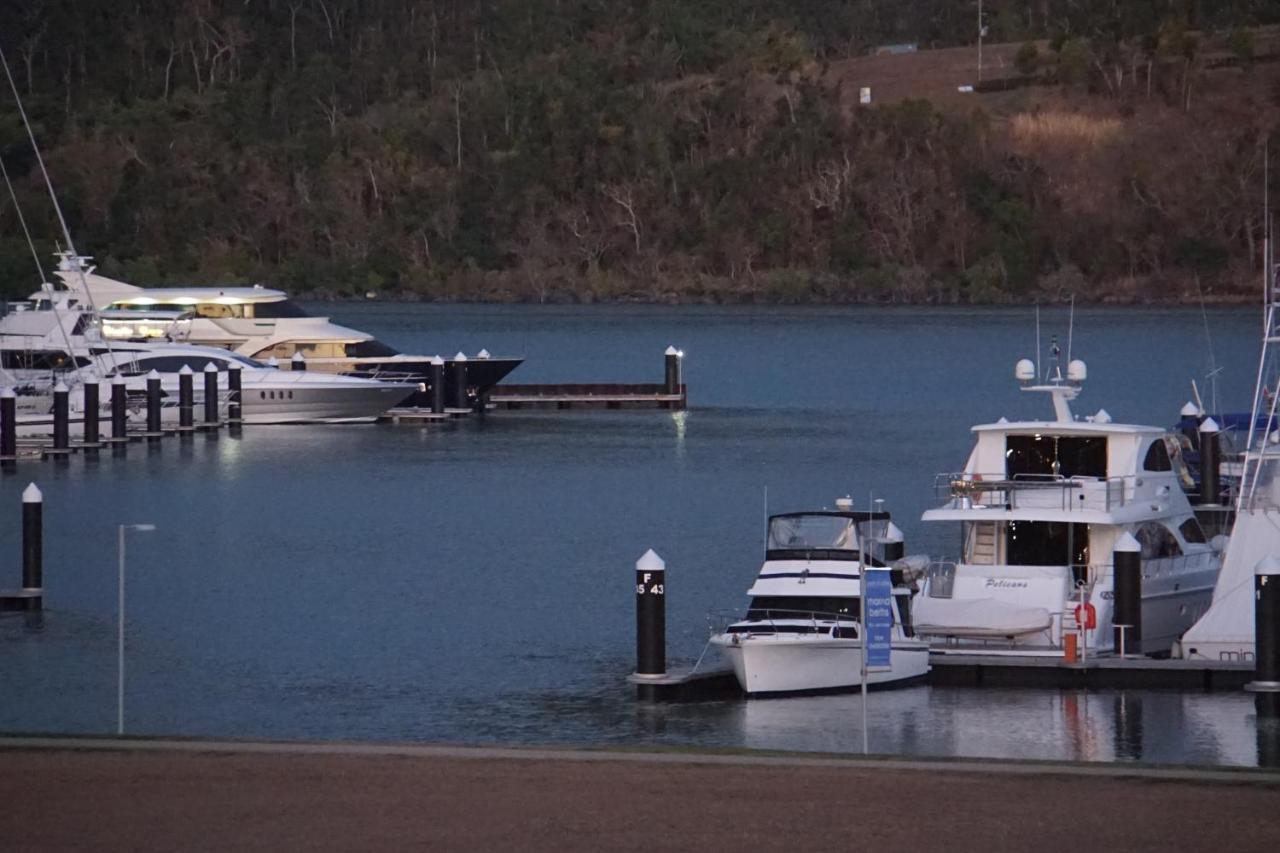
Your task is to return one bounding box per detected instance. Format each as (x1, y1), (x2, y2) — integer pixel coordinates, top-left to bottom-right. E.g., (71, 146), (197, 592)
(1074, 603), (1097, 630)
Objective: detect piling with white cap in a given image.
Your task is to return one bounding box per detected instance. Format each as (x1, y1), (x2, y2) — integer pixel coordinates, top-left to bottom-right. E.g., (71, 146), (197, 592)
(227, 365), (242, 424)
(663, 346), (683, 409)
(1113, 532), (1142, 656)
(1, 387), (16, 462)
(635, 549), (667, 692)
(145, 370), (162, 439)
(1250, 556), (1280, 718)
(52, 381), (70, 450)
(198, 362), (217, 428)
(22, 483), (42, 611)
(430, 357), (446, 414)
(82, 380), (101, 447)
(292, 351), (306, 372)
(1199, 417), (1221, 505)
(177, 366), (195, 431)
(111, 375), (128, 442)
(451, 353), (468, 410)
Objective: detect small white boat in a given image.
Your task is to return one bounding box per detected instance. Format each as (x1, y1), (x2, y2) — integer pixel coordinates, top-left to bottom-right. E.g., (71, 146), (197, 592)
(710, 504), (930, 695)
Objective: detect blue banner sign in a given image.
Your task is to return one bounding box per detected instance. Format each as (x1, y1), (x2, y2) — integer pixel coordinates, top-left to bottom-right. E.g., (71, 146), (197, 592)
(864, 569), (894, 670)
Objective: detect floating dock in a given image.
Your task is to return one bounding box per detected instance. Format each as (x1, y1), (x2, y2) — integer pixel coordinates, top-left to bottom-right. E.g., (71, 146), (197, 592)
(489, 383), (685, 411)
(632, 653), (1260, 701)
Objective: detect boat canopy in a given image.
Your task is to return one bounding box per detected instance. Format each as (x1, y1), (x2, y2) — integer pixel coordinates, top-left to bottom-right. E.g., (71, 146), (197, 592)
(767, 514), (859, 551)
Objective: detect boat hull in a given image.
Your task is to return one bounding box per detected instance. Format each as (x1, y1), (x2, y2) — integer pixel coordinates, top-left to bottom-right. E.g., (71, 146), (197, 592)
(711, 634), (930, 695)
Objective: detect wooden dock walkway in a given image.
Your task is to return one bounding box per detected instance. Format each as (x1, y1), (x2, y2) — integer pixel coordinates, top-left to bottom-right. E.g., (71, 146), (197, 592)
(489, 383), (686, 410)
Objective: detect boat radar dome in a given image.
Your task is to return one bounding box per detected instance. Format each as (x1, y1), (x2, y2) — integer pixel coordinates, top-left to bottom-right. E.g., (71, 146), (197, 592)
(1067, 359), (1087, 382)
(1015, 358), (1036, 382)
(835, 496), (854, 511)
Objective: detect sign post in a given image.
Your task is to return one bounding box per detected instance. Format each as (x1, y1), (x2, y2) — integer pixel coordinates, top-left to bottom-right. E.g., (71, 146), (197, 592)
(859, 566), (894, 754)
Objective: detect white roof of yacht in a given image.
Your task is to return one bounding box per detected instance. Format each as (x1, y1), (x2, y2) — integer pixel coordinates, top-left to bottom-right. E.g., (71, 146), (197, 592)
(107, 287), (288, 305)
(971, 419), (1164, 436)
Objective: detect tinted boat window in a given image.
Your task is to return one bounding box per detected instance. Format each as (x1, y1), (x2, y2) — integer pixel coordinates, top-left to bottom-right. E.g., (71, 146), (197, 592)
(1006, 521), (1089, 569)
(1006, 435), (1107, 479)
(252, 300), (310, 318)
(747, 596), (860, 620)
(345, 339), (400, 358)
(1143, 440), (1172, 471)
(1178, 518), (1207, 545)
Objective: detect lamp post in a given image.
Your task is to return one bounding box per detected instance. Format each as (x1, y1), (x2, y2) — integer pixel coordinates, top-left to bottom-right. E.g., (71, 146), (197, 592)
(117, 523), (156, 735)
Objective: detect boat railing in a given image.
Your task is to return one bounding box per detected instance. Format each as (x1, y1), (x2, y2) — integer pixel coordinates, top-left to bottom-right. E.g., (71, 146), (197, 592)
(934, 471), (1135, 511)
(708, 607), (861, 637)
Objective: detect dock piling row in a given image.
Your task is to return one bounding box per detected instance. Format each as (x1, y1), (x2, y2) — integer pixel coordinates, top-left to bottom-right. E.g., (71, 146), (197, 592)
(1, 387), (16, 464)
(83, 381), (100, 446)
(21, 483), (42, 612)
(178, 367), (194, 432)
(203, 363), (219, 427)
(634, 549), (667, 699)
(52, 383), (69, 451)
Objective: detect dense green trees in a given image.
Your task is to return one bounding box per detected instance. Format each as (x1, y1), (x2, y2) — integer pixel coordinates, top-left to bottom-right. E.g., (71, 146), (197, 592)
(0, 0), (1277, 302)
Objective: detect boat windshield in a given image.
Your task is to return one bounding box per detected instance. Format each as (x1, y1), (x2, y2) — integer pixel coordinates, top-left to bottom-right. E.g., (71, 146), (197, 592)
(767, 515), (857, 551)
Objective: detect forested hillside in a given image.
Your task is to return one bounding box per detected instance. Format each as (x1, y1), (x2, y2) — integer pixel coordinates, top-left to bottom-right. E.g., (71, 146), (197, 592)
(1, 1), (1279, 303)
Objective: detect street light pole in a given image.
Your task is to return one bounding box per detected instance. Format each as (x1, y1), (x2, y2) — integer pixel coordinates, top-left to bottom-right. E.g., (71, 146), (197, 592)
(117, 523), (155, 736)
(977, 0), (984, 83)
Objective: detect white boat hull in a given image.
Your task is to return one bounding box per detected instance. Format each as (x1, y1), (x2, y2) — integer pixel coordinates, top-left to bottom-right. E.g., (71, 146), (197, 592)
(711, 634), (930, 695)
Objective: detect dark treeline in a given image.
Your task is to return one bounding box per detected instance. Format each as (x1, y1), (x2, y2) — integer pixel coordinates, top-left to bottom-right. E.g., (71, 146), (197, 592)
(1, 0), (1278, 302)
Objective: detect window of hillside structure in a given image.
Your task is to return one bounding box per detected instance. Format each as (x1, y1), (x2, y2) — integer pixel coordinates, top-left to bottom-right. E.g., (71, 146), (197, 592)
(1006, 434), (1107, 479)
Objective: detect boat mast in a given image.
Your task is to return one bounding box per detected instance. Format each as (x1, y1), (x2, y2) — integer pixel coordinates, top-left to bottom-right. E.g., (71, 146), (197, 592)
(0, 43), (118, 376)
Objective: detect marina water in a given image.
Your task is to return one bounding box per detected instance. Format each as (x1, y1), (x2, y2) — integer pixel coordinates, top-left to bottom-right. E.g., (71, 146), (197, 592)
(1, 303), (1274, 766)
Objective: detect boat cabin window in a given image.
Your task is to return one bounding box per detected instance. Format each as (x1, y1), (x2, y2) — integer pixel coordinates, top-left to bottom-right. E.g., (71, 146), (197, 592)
(1005, 435), (1107, 480)
(1142, 439), (1172, 472)
(0, 350), (90, 371)
(194, 303), (245, 319)
(747, 596), (860, 620)
(1178, 518), (1207, 544)
(252, 299), (310, 319)
(768, 515), (857, 550)
(1006, 521), (1089, 573)
(252, 341), (348, 360)
(1135, 522), (1182, 559)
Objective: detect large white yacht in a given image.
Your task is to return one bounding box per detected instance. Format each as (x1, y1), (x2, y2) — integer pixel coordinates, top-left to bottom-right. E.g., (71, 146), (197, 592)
(710, 504), (930, 695)
(0, 306), (415, 424)
(44, 253), (522, 408)
(915, 355), (1222, 657)
(1177, 248), (1280, 661)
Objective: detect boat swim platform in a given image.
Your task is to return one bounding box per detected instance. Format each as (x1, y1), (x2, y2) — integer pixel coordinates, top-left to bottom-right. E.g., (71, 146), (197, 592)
(633, 655), (1257, 701)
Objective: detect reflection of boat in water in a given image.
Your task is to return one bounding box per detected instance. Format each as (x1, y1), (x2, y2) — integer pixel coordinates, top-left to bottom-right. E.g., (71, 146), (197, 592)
(42, 252), (521, 408)
(709, 501), (930, 696)
(916, 351), (1221, 656)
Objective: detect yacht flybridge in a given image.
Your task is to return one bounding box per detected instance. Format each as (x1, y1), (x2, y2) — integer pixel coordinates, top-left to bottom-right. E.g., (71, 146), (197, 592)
(44, 253), (521, 408)
(916, 354), (1222, 657)
(710, 503), (930, 695)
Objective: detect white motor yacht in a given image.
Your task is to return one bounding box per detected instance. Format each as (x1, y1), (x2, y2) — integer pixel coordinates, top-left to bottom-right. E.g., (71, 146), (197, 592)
(0, 306), (415, 424)
(710, 505), (930, 695)
(915, 354), (1222, 657)
(46, 253), (521, 407)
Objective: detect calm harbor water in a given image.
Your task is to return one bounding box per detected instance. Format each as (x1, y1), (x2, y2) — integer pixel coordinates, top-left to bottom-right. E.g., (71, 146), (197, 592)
(2, 303), (1276, 766)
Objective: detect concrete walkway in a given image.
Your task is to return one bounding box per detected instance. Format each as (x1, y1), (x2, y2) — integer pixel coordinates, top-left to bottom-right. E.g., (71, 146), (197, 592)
(3, 736), (1279, 851)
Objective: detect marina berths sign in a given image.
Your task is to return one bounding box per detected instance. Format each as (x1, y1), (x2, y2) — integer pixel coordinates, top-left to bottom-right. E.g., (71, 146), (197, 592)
(864, 568), (893, 671)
